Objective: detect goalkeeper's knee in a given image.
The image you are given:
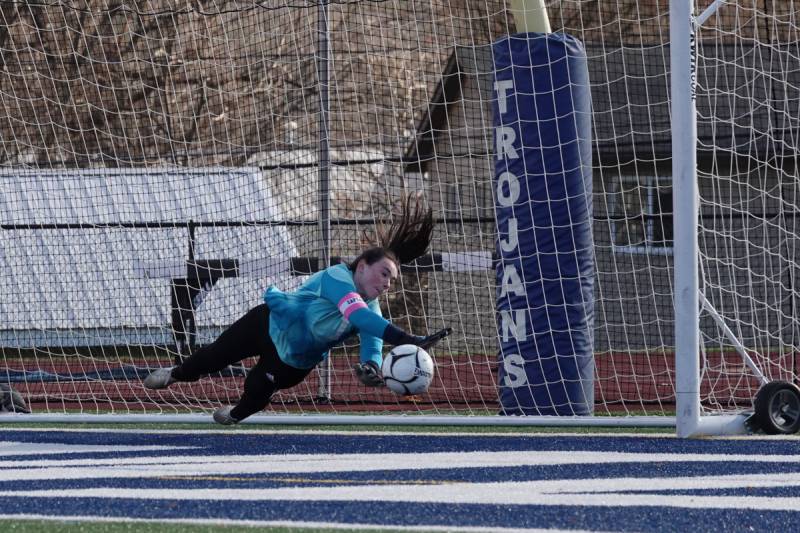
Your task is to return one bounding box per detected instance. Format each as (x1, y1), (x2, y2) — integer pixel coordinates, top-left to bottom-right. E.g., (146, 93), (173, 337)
(0, 384), (30, 414)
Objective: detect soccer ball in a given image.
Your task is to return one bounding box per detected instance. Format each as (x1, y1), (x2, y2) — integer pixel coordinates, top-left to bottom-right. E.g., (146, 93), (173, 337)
(381, 344), (434, 395)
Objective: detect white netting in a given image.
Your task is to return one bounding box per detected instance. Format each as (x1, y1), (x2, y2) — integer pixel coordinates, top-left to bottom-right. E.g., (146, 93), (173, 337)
(695, 1), (800, 413)
(0, 1), (797, 419)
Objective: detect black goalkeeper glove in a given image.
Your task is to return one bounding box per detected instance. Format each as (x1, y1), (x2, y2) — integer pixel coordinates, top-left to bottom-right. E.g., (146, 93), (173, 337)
(384, 324), (453, 349)
(353, 360), (385, 387)
(0, 384), (31, 414)
(417, 327), (453, 349)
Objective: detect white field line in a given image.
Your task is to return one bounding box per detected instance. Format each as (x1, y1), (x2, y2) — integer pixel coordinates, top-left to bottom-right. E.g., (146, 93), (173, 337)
(2, 473), (800, 511)
(0, 441), (196, 456)
(2, 449), (799, 478)
(1, 450), (799, 481)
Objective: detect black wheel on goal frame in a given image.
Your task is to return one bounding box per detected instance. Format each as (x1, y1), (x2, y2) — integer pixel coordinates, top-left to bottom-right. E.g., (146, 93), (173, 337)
(751, 381), (800, 435)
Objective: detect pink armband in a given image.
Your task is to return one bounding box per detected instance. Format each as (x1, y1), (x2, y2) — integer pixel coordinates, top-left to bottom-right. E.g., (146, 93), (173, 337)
(338, 292), (368, 319)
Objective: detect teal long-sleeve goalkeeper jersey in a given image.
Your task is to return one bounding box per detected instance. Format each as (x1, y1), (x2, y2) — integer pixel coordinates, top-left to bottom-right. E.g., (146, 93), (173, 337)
(263, 263), (388, 369)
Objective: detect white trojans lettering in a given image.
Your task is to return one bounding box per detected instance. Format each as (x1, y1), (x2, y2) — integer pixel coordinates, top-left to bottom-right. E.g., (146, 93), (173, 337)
(494, 78), (528, 388)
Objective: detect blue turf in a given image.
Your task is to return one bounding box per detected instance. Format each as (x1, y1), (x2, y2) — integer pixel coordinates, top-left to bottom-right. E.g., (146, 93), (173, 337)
(1, 497), (796, 532)
(1, 429), (798, 532)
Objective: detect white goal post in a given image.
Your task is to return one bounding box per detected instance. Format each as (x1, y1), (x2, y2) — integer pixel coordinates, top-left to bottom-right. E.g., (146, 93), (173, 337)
(671, 0), (753, 436)
(671, 0), (800, 436)
(0, 1), (798, 436)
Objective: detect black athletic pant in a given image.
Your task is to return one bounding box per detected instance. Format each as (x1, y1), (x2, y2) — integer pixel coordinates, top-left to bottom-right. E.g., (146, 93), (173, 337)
(171, 304), (313, 421)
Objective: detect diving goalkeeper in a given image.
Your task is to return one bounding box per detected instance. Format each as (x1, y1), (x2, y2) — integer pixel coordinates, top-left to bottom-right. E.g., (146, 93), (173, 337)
(144, 194), (450, 424)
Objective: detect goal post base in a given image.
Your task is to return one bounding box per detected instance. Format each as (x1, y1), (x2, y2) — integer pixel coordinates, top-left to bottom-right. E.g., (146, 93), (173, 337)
(678, 414), (751, 438)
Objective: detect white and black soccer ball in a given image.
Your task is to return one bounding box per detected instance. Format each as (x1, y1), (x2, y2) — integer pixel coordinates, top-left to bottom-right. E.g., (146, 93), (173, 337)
(381, 344), (434, 395)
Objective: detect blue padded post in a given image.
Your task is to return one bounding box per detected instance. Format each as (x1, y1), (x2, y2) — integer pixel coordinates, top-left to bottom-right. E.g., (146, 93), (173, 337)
(493, 32), (595, 416)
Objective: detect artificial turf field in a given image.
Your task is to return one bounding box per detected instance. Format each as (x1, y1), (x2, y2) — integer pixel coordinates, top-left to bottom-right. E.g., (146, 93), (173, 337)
(0, 423), (798, 532)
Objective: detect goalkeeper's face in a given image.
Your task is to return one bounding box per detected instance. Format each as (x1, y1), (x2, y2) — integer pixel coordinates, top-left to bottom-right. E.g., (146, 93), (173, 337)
(354, 256), (398, 299)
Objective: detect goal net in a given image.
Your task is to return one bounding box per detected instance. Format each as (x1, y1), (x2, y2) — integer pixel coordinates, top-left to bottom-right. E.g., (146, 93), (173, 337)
(681, 0), (800, 433)
(0, 1), (797, 429)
